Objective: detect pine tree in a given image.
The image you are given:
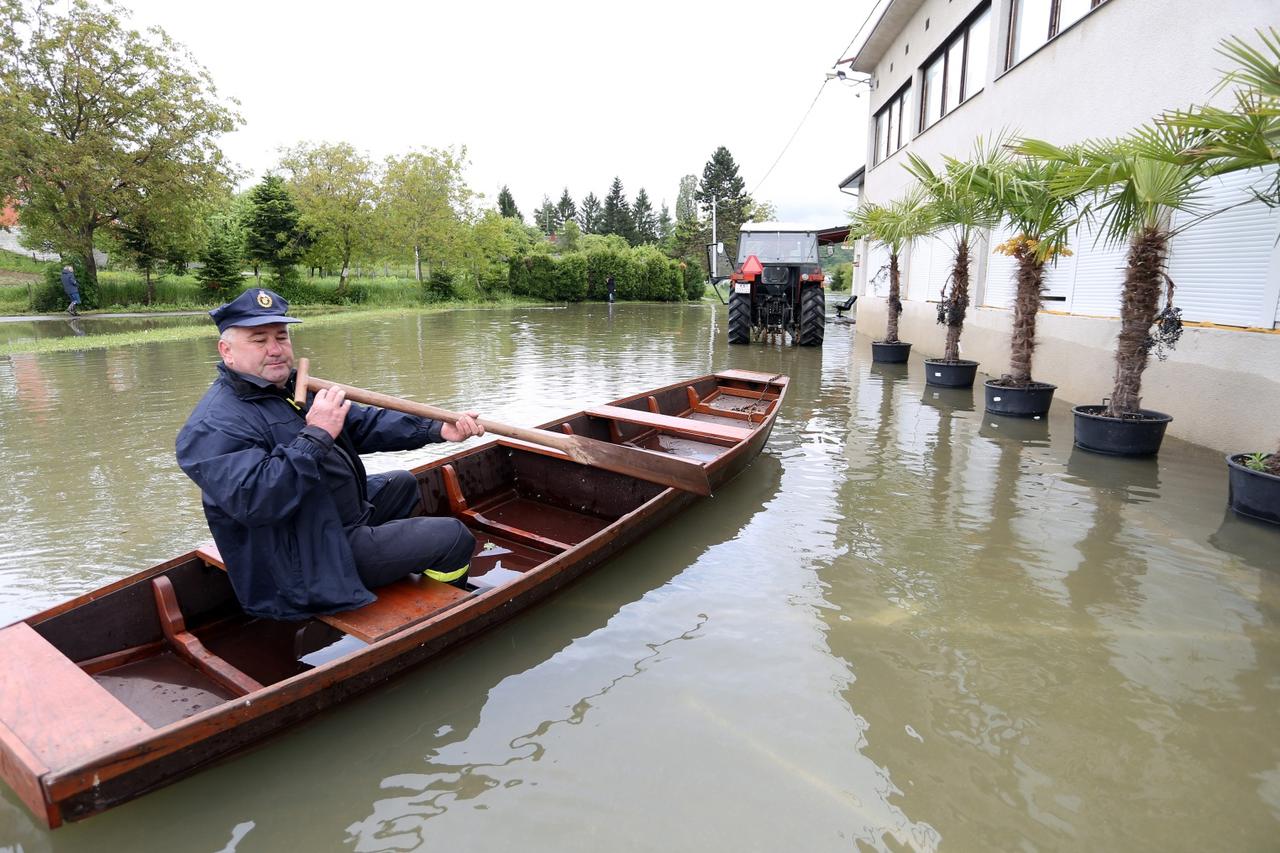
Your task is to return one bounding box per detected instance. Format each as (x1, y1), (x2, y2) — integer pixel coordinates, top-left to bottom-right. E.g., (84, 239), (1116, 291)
(197, 221), (245, 295)
(497, 185), (522, 221)
(556, 188), (577, 230)
(632, 189), (658, 244)
(601, 177), (634, 244)
(534, 195), (559, 234)
(242, 175), (305, 284)
(579, 193), (602, 233)
(657, 203), (673, 243)
(695, 147), (752, 261)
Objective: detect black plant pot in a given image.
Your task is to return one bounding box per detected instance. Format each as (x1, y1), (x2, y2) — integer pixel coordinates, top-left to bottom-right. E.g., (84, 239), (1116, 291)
(984, 380), (1056, 418)
(871, 340), (911, 363)
(924, 358), (979, 388)
(1225, 454), (1280, 526)
(1073, 405), (1172, 456)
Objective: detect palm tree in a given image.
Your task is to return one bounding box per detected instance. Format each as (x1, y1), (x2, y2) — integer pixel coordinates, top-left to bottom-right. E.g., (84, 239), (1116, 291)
(847, 188), (938, 345)
(904, 140), (1006, 362)
(1017, 125), (1208, 418)
(1166, 28), (1280, 472)
(959, 155), (1081, 385)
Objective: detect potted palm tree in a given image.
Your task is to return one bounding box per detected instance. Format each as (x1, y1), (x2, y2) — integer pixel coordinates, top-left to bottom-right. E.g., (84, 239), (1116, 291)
(1018, 125), (1208, 455)
(1166, 28), (1280, 522)
(847, 189), (937, 363)
(961, 154), (1081, 416)
(905, 141), (1005, 388)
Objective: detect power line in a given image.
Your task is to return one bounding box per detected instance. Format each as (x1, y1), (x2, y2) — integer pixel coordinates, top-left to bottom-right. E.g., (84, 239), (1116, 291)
(751, 0), (882, 197)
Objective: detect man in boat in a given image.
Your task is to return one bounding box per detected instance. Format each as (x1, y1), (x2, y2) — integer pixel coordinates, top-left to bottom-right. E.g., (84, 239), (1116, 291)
(176, 287), (484, 620)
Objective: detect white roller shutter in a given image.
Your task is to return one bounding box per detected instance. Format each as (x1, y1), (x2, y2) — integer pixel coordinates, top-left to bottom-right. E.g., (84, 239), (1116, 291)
(1167, 168), (1280, 328)
(984, 219), (1018, 309)
(865, 241), (892, 296)
(1067, 220), (1126, 317)
(907, 236), (933, 302)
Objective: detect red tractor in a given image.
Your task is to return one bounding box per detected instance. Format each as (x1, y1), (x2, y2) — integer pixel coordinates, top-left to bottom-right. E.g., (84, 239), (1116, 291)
(720, 222), (848, 347)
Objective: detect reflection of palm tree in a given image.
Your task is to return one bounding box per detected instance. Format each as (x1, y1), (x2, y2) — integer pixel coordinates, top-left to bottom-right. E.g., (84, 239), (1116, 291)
(346, 617), (708, 846)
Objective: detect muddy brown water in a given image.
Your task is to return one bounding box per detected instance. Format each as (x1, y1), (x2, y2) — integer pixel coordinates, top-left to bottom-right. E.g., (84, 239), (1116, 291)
(0, 301), (1276, 851)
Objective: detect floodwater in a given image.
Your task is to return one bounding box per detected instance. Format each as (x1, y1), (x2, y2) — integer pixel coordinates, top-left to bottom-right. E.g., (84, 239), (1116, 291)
(0, 302), (1276, 852)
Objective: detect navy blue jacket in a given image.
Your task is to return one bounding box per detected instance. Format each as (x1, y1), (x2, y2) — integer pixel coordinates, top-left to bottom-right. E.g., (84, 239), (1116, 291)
(176, 364), (444, 619)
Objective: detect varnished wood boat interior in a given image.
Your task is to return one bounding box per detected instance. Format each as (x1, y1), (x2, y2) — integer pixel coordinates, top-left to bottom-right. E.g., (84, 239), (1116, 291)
(0, 370), (786, 828)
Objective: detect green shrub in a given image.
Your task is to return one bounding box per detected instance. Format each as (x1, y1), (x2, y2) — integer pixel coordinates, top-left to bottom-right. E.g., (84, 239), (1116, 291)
(553, 253), (588, 302)
(681, 259), (706, 300)
(585, 248), (622, 300)
(527, 255), (556, 300)
(423, 270), (457, 302)
(634, 247), (674, 300)
(831, 262), (852, 292)
(42, 257), (95, 309)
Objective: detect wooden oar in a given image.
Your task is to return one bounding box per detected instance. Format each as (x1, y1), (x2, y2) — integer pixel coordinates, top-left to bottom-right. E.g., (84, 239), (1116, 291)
(292, 359), (712, 496)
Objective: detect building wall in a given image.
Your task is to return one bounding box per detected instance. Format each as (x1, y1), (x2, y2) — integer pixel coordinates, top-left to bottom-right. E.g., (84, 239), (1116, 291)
(856, 298), (1280, 455)
(849, 0), (1280, 453)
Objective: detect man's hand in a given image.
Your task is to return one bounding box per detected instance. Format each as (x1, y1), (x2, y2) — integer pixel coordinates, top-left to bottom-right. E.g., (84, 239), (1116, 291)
(306, 386), (350, 439)
(441, 412), (484, 442)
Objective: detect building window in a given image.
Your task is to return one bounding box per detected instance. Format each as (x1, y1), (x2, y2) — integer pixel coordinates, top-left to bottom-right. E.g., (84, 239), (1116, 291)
(1007, 0), (1108, 68)
(919, 5), (990, 132)
(874, 83), (911, 165)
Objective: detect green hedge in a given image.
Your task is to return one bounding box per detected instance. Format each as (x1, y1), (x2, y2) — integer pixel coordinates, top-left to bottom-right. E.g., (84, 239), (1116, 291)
(509, 247), (703, 304)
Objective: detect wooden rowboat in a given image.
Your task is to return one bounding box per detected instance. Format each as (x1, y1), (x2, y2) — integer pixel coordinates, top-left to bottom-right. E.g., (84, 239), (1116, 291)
(0, 369), (787, 828)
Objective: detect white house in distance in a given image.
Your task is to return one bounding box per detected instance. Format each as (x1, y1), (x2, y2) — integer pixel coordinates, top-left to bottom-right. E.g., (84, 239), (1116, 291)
(841, 0), (1280, 454)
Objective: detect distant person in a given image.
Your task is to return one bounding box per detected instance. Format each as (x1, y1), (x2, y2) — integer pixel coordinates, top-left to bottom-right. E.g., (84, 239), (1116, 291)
(606, 273), (616, 303)
(176, 287), (486, 620)
(60, 265), (80, 315)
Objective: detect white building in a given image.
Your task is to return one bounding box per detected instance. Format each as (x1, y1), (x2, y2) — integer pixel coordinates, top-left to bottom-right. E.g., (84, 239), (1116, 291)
(842, 0), (1280, 454)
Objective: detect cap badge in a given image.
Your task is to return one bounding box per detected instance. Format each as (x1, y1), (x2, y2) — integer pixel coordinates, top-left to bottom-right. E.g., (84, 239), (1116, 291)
(256, 290), (273, 308)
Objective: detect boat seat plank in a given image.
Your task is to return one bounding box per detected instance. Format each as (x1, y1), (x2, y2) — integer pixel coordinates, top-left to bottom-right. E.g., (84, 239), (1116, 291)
(585, 405), (753, 443)
(0, 623), (151, 770)
(715, 368), (784, 384)
(194, 543), (471, 644)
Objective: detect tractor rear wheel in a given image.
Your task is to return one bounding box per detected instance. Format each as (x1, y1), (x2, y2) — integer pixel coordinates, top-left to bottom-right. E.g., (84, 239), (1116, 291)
(729, 292), (751, 345)
(797, 286), (825, 347)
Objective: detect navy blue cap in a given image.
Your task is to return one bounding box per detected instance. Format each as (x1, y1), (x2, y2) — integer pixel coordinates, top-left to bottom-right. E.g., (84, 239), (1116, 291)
(210, 288), (301, 333)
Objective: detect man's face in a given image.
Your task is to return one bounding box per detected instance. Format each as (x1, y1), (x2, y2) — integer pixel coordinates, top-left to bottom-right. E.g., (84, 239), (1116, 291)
(218, 323), (294, 387)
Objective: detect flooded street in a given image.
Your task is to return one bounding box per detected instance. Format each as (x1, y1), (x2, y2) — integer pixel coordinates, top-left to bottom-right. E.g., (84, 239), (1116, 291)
(0, 301), (1276, 851)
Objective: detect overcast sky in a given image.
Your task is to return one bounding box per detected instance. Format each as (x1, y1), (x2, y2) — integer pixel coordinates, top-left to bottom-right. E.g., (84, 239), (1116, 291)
(120, 0), (875, 229)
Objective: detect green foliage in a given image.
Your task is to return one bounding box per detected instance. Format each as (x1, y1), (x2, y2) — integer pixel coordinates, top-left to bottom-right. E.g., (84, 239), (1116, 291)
(423, 270), (457, 302)
(632, 189), (658, 244)
(0, 0), (239, 287)
(382, 146), (474, 282)
(601, 177), (634, 243)
(832, 263), (853, 292)
(497, 185), (522, 220)
(556, 188), (577, 230)
(1243, 452), (1272, 472)
(696, 147), (753, 260)
(280, 141), (379, 293)
(197, 222), (246, 296)
(847, 188), (940, 255)
(39, 257), (94, 310)
(681, 259), (706, 300)
(585, 247), (622, 300)
(553, 253), (588, 302)
(243, 176), (307, 280)
(578, 193), (602, 233)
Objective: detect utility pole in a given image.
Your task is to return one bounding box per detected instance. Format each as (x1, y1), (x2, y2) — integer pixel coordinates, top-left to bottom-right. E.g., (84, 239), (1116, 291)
(710, 195), (718, 280)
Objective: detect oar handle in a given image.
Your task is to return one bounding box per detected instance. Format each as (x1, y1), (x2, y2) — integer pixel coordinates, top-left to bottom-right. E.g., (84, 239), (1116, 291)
(301, 371), (580, 456)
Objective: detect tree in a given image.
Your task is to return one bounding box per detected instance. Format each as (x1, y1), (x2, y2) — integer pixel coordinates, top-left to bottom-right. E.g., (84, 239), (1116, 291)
(675, 175), (698, 223)
(579, 192), (602, 233)
(0, 0), (239, 300)
(196, 218), (245, 296)
(632, 189), (658, 244)
(113, 192), (206, 304)
(242, 175), (306, 284)
(497, 185), (522, 221)
(962, 155), (1081, 385)
(905, 139), (1006, 363)
(533, 195), (558, 235)
(279, 141), (378, 295)
(847, 189), (939, 345)
(471, 208), (536, 291)
(696, 147), (753, 260)
(1018, 125), (1208, 417)
(657, 202), (673, 244)
(601, 177), (634, 243)
(556, 188), (577, 231)
(382, 147), (473, 282)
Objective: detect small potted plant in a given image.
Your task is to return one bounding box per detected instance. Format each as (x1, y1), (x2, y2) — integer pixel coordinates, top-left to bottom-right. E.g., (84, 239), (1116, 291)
(847, 189), (937, 363)
(1225, 451), (1280, 525)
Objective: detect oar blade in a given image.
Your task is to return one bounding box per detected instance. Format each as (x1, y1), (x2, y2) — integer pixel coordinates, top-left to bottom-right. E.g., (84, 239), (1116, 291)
(563, 435), (712, 496)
